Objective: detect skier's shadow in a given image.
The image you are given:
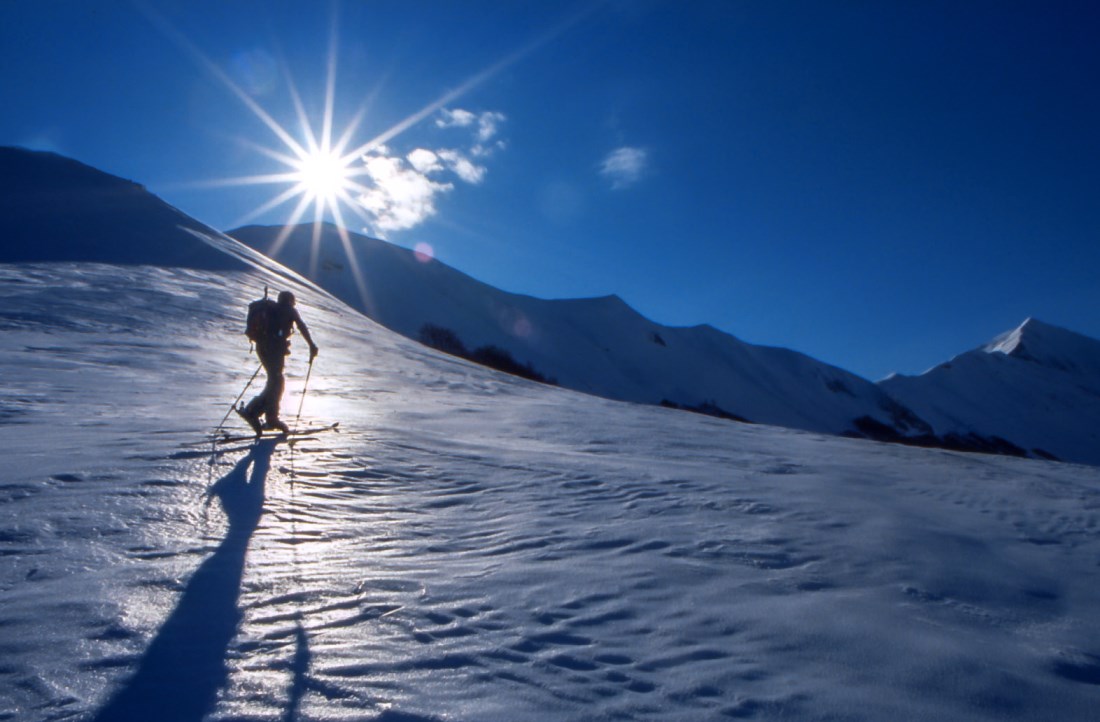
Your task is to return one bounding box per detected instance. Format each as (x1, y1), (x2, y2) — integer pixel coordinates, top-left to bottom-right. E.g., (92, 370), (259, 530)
(93, 440), (276, 722)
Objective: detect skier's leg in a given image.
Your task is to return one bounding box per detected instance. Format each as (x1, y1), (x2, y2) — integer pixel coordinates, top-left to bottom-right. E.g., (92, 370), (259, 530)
(263, 372), (286, 429)
(241, 350), (278, 435)
(263, 352), (288, 432)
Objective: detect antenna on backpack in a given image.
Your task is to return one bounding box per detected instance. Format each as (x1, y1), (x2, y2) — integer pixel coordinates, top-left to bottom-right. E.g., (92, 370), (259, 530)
(263, 285), (269, 299)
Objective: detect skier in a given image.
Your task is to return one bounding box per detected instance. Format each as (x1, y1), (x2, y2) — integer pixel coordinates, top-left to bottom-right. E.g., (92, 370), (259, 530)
(237, 290), (319, 436)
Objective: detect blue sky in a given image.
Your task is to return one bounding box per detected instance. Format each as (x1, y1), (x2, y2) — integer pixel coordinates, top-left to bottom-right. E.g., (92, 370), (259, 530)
(3, 1), (1099, 380)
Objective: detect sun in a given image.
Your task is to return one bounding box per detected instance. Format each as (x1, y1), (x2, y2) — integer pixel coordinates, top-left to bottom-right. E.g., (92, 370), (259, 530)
(145, 0), (564, 315)
(167, 0), (588, 308)
(149, 0), (594, 267)
(293, 147), (354, 205)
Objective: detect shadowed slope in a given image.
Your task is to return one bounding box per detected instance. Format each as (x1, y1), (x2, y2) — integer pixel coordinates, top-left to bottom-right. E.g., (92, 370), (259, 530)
(92, 442), (274, 722)
(0, 146), (247, 270)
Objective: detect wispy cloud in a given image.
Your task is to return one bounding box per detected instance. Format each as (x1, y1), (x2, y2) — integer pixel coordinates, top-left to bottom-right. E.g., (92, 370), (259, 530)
(438, 149), (487, 184)
(600, 146), (648, 189)
(355, 108), (506, 233)
(436, 108), (478, 129)
(476, 111), (506, 142)
(436, 108), (506, 138)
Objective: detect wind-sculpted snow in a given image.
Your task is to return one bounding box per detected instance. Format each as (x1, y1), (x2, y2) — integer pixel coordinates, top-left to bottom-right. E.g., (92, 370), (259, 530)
(3, 264), (1100, 721)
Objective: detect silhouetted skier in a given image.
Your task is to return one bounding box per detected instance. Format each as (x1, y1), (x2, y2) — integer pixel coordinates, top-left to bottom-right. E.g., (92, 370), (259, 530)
(237, 290), (318, 436)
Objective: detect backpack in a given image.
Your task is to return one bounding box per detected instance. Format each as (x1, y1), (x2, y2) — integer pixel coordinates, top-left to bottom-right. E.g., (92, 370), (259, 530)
(245, 298), (279, 344)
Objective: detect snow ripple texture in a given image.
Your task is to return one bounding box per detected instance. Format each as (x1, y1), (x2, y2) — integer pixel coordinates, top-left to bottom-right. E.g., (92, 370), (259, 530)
(2, 264), (1100, 721)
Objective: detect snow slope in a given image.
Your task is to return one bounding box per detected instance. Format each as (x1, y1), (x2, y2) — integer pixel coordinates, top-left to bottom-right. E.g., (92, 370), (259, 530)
(2, 149), (1100, 721)
(881, 318), (1100, 466)
(0, 147), (252, 271)
(4, 258), (1100, 722)
(229, 223), (929, 439)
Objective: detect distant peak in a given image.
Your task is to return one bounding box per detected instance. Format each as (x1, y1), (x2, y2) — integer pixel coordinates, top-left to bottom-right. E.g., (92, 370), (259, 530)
(984, 320), (1027, 356)
(1019, 317), (1058, 333)
(985, 318), (1061, 354)
(982, 317), (1100, 372)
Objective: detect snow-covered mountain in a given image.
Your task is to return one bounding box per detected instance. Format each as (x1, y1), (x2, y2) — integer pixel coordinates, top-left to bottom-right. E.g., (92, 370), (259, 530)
(5, 146), (1100, 720)
(229, 223), (932, 440)
(880, 318), (1100, 466)
(0, 147), (255, 271)
(5, 145), (1098, 471)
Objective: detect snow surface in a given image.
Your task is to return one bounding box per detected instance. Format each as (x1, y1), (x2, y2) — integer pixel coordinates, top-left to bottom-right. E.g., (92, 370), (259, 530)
(3, 146), (1100, 721)
(4, 257), (1100, 722)
(881, 318), (1100, 466)
(228, 224), (927, 439)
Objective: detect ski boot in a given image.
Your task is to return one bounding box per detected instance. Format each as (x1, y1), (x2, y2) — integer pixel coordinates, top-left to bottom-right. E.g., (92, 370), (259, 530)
(235, 403), (263, 438)
(265, 417), (290, 435)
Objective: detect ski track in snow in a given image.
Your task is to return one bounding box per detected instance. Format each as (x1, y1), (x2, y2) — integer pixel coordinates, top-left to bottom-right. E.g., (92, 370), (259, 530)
(2, 265), (1100, 721)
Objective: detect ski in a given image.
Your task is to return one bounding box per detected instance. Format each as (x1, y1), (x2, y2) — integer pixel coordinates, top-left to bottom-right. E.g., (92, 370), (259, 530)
(203, 421), (340, 446)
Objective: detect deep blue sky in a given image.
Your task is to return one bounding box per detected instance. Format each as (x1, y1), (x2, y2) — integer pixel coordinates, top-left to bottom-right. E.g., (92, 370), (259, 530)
(3, 1), (1099, 380)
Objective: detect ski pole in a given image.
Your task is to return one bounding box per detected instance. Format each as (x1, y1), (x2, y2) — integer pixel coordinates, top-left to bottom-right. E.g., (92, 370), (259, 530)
(288, 357), (314, 484)
(214, 363), (263, 436)
(208, 363), (262, 486)
(292, 357), (314, 434)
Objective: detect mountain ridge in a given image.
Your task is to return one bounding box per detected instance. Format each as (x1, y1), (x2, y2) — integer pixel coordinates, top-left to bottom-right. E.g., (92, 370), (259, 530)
(983, 317), (1100, 376)
(0, 146), (250, 271)
(880, 318), (1100, 465)
(3, 145), (1097, 465)
(232, 222), (1100, 466)
(228, 222), (936, 442)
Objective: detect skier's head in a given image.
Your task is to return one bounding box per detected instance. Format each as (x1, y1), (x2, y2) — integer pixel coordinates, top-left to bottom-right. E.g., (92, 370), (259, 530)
(277, 290), (296, 307)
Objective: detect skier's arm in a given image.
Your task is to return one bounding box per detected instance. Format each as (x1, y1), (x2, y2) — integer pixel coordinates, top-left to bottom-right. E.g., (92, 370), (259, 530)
(294, 310), (319, 359)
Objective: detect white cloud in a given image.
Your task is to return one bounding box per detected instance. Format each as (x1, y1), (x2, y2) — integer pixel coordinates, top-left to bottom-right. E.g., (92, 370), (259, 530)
(438, 149), (487, 184)
(477, 111), (506, 142)
(358, 149), (453, 232)
(407, 148), (443, 174)
(470, 140), (506, 158)
(351, 108), (506, 233)
(600, 146), (648, 189)
(436, 108), (477, 129)
(438, 108), (507, 144)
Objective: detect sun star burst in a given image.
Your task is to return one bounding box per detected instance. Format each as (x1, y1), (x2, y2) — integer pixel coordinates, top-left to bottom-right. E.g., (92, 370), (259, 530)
(158, 0), (587, 312)
(293, 147), (355, 207)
